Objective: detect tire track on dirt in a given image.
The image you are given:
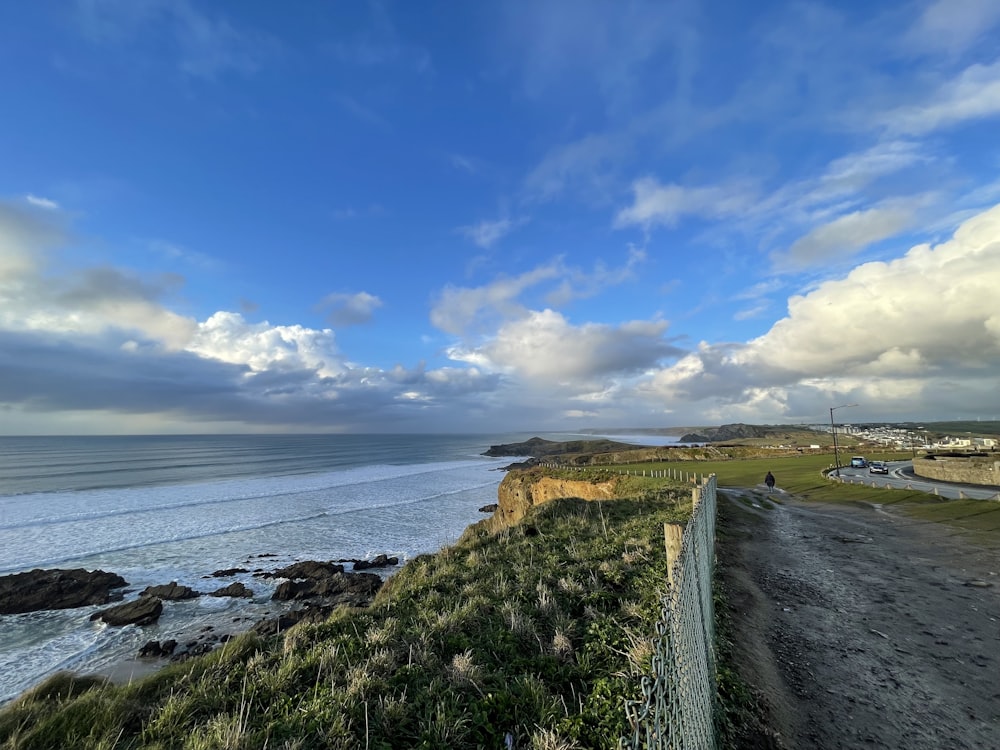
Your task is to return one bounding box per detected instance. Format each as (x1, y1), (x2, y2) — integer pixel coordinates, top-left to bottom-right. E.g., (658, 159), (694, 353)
(718, 489), (1000, 749)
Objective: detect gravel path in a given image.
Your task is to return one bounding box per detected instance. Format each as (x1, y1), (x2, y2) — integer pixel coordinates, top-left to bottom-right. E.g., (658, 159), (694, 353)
(718, 488), (1000, 749)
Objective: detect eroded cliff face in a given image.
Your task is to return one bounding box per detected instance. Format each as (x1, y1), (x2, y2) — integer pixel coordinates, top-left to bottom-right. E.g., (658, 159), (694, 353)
(494, 470), (623, 526)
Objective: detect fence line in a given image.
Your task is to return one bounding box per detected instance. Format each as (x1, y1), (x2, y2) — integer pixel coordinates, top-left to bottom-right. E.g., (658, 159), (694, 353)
(536, 463), (705, 484)
(618, 473), (718, 750)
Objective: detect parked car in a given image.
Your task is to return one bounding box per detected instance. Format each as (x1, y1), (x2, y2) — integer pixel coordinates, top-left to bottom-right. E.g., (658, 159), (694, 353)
(869, 461), (889, 474)
(850, 456), (867, 468)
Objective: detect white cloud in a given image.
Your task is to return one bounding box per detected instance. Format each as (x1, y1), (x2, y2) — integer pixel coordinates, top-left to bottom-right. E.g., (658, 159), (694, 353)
(524, 131), (631, 203)
(733, 303), (768, 321)
(779, 202), (917, 268)
(643, 201), (1000, 418)
(808, 141), (927, 204)
(0, 203), (63, 281)
(614, 177), (757, 230)
(883, 59), (1000, 135)
(430, 264), (563, 336)
(545, 245), (646, 307)
(430, 251), (645, 336)
(906, 0), (1000, 55)
(458, 217), (519, 248)
(26, 194), (60, 210)
(187, 312), (344, 377)
(317, 291), (383, 327)
(447, 308), (677, 382)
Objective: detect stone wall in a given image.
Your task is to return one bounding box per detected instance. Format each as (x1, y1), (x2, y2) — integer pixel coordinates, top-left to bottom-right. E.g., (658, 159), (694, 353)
(912, 456), (1000, 487)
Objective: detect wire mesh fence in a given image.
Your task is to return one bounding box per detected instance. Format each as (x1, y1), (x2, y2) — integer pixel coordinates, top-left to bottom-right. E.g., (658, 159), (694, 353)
(618, 473), (718, 750)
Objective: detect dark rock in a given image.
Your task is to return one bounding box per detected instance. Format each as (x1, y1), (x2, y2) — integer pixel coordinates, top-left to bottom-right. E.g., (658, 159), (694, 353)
(352, 554), (399, 570)
(256, 560), (344, 580)
(251, 604), (336, 637)
(209, 567), (248, 578)
(140, 582), (200, 600)
(271, 570), (382, 602)
(91, 596), (163, 626)
(479, 503), (499, 513)
(138, 638), (177, 658)
(272, 579), (309, 601)
(0, 568), (128, 615)
(173, 640), (216, 661)
(210, 582), (253, 598)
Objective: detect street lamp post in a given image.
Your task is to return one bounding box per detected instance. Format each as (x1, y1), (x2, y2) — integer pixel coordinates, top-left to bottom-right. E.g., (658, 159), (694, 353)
(829, 403), (858, 477)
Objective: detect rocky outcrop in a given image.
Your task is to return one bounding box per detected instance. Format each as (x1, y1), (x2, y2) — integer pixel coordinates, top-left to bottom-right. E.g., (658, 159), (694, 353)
(494, 470), (624, 526)
(210, 567), (248, 577)
(140, 582), (200, 600)
(271, 571), (382, 605)
(91, 596), (163, 626)
(351, 554), (399, 570)
(0, 568), (128, 615)
(256, 559), (383, 607)
(256, 561), (344, 580)
(209, 582), (253, 598)
(139, 639), (177, 657)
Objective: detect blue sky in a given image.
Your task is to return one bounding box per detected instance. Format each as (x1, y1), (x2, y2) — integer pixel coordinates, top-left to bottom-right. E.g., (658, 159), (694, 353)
(2, 0), (1000, 434)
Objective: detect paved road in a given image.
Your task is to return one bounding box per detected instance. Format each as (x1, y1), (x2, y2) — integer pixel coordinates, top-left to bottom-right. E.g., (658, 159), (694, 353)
(831, 460), (1000, 500)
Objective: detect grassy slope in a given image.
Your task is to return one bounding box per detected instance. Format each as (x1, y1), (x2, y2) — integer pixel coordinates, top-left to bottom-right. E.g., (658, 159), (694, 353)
(0, 488), (691, 750)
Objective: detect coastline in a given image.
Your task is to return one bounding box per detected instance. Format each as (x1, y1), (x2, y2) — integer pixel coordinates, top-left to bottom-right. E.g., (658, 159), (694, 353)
(0, 470), (686, 748)
(1, 434), (512, 705)
(1, 555), (412, 702)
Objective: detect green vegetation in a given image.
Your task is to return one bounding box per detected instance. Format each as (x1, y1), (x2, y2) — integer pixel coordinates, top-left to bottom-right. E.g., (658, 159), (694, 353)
(617, 452), (1000, 542)
(0, 490), (693, 750)
(5, 449), (996, 749)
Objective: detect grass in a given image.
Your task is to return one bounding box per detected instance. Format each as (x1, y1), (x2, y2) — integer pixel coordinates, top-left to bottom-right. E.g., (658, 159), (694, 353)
(0, 488), (693, 750)
(615, 451), (1000, 542)
(5, 452), (996, 749)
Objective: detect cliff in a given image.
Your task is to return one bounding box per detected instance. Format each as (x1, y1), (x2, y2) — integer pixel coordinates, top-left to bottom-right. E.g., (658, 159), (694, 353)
(492, 469), (625, 526)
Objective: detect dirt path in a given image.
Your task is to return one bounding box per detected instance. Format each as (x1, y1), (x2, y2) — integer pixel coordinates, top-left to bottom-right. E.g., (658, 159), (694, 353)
(718, 487), (1000, 749)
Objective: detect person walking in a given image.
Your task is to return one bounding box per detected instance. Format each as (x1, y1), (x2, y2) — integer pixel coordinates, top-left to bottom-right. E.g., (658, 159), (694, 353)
(764, 471), (775, 492)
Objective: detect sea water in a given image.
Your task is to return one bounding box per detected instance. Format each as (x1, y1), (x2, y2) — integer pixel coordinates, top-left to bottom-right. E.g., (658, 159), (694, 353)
(0, 433), (529, 704)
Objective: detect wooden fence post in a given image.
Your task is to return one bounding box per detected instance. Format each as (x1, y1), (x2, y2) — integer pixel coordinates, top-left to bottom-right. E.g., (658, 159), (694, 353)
(664, 522), (683, 589)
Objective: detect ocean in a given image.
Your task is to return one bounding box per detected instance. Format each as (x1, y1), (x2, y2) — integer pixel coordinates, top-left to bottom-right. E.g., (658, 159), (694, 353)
(0, 433), (533, 704)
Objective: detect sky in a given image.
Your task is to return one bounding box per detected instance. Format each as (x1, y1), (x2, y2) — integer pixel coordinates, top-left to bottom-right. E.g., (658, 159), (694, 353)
(1, 0), (1000, 435)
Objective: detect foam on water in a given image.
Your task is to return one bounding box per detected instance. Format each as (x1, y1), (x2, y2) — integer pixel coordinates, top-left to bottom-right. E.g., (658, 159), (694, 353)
(0, 434), (523, 704)
(0, 459), (501, 573)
